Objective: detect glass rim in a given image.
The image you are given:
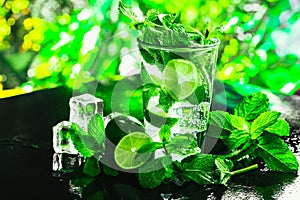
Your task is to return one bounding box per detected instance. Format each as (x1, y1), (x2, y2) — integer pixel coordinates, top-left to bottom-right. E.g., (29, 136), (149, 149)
(137, 37), (220, 52)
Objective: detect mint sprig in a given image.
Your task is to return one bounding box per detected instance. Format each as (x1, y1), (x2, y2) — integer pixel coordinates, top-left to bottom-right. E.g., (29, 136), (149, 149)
(118, 0), (207, 47)
(211, 92), (299, 173)
(138, 92), (298, 188)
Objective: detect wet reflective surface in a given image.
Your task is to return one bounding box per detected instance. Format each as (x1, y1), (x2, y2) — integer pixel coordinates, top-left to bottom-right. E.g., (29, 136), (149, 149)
(1, 85), (300, 199)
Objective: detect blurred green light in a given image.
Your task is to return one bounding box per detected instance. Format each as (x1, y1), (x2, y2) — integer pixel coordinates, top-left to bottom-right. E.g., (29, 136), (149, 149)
(77, 8), (93, 21)
(21, 83), (33, 92)
(256, 49), (267, 62)
(228, 16), (239, 26)
(81, 25), (100, 56)
(280, 82), (296, 94)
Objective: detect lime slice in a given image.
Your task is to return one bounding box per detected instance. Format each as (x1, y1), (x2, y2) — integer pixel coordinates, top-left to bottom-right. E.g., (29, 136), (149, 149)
(114, 132), (152, 169)
(162, 59), (199, 100)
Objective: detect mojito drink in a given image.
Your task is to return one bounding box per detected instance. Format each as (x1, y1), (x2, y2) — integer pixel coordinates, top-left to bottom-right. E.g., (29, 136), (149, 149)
(139, 39), (220, 152)
(119, 1), (220, 156)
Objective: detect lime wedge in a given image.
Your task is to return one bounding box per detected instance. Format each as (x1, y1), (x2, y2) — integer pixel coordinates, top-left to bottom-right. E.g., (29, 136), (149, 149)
(162, 59), (199, 100)
(114, 132), (152, 169)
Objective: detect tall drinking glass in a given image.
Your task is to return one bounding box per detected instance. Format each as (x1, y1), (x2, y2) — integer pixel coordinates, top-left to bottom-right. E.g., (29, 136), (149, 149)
(139, 38), (220, 157)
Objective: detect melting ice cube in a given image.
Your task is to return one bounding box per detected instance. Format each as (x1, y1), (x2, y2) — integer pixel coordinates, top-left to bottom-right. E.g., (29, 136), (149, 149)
(52, 153), (84, 174)
(53, 121), (78, 154)
(69, 93), (104, 131)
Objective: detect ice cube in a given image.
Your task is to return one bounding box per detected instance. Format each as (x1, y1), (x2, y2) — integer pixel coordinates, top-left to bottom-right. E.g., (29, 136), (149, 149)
(53, 121), (78, 154)
(52, 153), (84, 174)
(69, 93), (104, 131)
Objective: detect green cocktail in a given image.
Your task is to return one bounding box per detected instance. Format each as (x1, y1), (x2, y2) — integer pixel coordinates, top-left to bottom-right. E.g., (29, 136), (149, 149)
(119, 1), (220, 157)
(139, 38), (220, 155)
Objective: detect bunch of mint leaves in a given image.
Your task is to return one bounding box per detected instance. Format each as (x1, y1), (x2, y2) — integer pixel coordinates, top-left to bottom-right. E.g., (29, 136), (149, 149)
(118, 0), (210, 47)
(67, 92), (298, 191)
(209, 92), (299, 173)
(136, 92), (299, 188)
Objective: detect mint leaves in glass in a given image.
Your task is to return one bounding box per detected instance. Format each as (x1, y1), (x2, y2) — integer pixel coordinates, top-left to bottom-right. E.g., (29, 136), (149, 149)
(119, 1), (220, 158)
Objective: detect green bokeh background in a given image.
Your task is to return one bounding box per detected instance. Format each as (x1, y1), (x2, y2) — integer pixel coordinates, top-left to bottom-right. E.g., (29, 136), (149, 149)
(1, 0), (300, 96)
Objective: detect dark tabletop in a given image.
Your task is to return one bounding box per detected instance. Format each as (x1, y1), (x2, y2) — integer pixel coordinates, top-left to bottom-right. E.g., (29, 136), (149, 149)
(1, 85), (300, 200)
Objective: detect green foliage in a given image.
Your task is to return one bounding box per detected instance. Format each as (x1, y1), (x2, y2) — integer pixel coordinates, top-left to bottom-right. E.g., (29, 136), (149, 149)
(210, 110), (232, 132)
(250, 111), (281, 139)
(233, 92), (270, 121)
(71, 166), (95, 187)
(69, 124), (94, 157)
(88, 114), (105, 145)
(137, 142), (164, 153)
(159, 125), (171, 143)
(84, 156), (101, 177)
(211, 92), (299, 173)
(265, 119), (290, 137)
(119, 0), (211, 48)
(214, 157), (234, 185)
(103, 164), (119, 176)
(257, 134), (299, 172)
(68, 92), (298, 191)
(138, 157), (169, 189)
(1, 0), (300, 94)
(70, 114), (105, 156)
(159, 89), (175, 113)
(181, 154), (216, 184)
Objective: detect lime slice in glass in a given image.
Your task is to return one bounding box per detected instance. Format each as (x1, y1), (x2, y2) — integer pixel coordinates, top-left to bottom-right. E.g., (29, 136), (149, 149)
(162, 59), (199, 100)
(114, 132), (152, 170)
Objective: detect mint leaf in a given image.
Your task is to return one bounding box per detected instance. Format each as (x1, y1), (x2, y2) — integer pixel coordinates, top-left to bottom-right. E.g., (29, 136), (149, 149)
(165, 117), (179, 127)
(229, 140), (257, 162)
(257, 134), (299, 172)
(230, 115), (249, 132)
(79, 135), (101, 152)
(119, 1), (205, 48)
(161, 156), (177, 181)
(83, 156), (101, 177)
(265, 118), (290, 137)
(118, 1), (142, 25)
(145, 9), (160, 24)
(69, 123), (94, 157)
(103, 164), (119, 176)
(88, 114), (105, 145)
(137, 142), (164, 153)
(159, 89), (175, 113)
(250, 111), (281, 139)
(142, 24), (190, 47)
(140, 63), (158, 84)
(138, 158), (167, 188)
(181, 154), (216, 184)
(210, 110), (232, 131)
(215, 157), (234, 185)
(234, 92), (269, 121)
(159, 125), (171, 142)
(70, 166), (94, 187)
(226, 130), (250, 151)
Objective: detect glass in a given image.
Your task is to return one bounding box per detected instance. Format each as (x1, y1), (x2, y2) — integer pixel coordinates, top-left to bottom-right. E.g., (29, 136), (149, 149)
(139, 38), (220, 156)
